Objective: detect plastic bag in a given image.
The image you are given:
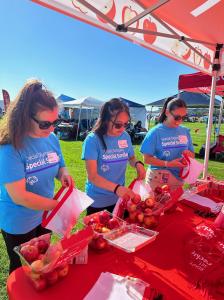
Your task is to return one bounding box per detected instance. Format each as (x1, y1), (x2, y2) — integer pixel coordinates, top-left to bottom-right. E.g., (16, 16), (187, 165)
(42, 185), (94, 236)
(179, 154), (203, 184)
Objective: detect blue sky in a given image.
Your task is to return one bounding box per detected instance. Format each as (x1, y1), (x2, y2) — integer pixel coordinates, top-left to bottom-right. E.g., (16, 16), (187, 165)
(0, 0), (196, 105)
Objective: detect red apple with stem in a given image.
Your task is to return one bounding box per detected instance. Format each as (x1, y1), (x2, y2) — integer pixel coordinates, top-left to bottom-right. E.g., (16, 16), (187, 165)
(97, 0), (116, 23)
(107, 218), (120, 229)
(31, 277), (47, 291)
(57, 264), (69, 278)
(20, 244), (39, 263)
(204, 52), (211, 69)
(143, 18), (157, 44)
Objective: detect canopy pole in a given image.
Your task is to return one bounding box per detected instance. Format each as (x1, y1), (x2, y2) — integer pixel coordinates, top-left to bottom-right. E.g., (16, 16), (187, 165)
(76, 107), (82, 141)
(217, 96), (224, 138)
(203, 74), (217, 179)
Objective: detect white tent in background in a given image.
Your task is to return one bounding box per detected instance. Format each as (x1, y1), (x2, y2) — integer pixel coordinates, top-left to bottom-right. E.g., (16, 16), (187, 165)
(63, 96), (105, 140)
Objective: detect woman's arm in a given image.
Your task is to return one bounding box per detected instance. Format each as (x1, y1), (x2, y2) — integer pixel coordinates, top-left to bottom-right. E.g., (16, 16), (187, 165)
(129, 156), (146, 180)
(5, 179), (57, 211)
(143, 154), (186, 168)
(85, 160), (135, 199)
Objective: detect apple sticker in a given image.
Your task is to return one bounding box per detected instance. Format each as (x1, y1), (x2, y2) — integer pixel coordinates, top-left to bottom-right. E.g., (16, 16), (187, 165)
(143, 18), (157, 44)
(122, 6), (139, 33)
(171, 40), (191, 60)
(97, 0), (116, 23)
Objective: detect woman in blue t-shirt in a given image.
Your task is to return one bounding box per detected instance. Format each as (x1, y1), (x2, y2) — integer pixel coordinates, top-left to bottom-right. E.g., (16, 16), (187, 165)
(82, 98), (146, 214)
(141, 97), (194, 191)
(0, 79), (73, 273)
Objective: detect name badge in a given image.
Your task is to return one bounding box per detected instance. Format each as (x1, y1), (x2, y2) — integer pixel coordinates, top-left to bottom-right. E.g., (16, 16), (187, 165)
(118, 140), (128, 148)
(47, 152), (59, 163)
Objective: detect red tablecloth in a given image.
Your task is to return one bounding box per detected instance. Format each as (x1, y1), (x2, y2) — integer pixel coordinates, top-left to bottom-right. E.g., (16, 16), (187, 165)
(7, 204), (223, 300)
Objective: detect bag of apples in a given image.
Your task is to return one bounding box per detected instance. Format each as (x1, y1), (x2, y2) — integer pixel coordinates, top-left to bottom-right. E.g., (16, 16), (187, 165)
(113, 179), (183, 229)
(14, 225), (94, 291)
(83, 210), (125, 252)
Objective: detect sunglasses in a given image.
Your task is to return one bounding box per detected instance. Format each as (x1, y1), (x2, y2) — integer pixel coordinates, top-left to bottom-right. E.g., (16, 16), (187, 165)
(32, 116), (61, 130)
(170, 111), (187, 121)
(111, 120), (130, 129)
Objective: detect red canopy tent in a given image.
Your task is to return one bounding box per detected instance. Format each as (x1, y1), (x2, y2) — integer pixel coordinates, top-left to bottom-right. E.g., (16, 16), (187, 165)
(30, 0), (224, 177)
(178, 72), (224, 96)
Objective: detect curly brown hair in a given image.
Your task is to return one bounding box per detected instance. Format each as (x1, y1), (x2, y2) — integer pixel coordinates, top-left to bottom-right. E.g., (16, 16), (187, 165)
(0, 79), (58, 149)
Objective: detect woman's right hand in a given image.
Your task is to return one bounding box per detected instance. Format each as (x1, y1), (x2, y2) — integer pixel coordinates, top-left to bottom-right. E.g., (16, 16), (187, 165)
(168, 158), (187, 168)
(115, 186), (136, 200)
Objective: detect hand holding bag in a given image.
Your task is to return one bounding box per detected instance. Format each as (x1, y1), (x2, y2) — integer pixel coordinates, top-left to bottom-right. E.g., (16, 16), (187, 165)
(42, 185), (94, 236)
(179, 154), (203, 184)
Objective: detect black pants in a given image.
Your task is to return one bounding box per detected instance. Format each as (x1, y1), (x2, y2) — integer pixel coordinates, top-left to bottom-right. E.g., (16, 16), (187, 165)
(1, 224), (51, 274)
(87, 204), (115, 215)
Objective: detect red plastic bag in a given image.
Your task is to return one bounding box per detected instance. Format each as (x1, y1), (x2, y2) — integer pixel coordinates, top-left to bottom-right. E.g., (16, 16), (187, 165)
(42, 186), (94, 236)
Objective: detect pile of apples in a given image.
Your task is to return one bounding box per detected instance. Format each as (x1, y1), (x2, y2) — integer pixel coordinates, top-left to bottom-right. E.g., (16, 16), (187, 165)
(18, 234), (69, 291)
(125, 193), (159, 229)
(85, 211), (122, 251)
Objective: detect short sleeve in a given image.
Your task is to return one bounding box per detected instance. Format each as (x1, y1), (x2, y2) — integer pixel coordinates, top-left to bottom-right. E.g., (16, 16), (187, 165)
(53, 134), (66, 168)
(140, 129), (157, 156)
(82, 134), (99, 160)
(0, 145), (25, 184)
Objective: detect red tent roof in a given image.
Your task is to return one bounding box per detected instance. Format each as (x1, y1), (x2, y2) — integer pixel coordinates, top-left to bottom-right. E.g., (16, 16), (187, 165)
(178, 72), (224, 96)
(31, 0), (224, 75)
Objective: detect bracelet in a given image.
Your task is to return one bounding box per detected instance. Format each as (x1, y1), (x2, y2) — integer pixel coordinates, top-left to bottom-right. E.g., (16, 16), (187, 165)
(134, 161), (144, 168)
(114, 184), (121, 194)
(164, 161), (168, 167)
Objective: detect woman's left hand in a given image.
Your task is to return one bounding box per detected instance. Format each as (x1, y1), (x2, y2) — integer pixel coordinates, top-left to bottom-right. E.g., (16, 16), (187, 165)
(59, 168), (74, 187)
(136, 164), (146, 180)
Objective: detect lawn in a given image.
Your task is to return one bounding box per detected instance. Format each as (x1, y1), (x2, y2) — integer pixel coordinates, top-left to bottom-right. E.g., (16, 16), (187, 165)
(0, 122), (223, 299)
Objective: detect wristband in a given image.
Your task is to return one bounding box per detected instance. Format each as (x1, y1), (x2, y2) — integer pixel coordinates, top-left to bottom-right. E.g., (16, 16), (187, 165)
(134, 161), (144, 168)
(114, 184), (121, 194)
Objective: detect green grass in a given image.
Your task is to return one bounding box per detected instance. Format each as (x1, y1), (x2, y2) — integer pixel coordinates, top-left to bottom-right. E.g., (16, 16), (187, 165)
(1, 121), (224, 299)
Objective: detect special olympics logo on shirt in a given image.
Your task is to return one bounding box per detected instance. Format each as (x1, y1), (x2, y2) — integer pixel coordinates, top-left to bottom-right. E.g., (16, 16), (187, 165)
(163, 150), (170, 157)
(47, 152), (59, 163)
(27, 176), (38, 186)
(101, 164), (109, 172)
(179, 135), (188, 144)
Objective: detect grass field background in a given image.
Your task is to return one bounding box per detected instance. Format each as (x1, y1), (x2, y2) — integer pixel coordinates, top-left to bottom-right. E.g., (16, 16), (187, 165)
(0, 121), (224, 299)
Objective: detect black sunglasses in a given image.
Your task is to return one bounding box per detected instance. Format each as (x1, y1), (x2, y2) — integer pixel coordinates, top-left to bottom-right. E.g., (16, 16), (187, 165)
(170, 111), (187, 121)
(111, 120), (130, 129)
(32, 116), (61, 130)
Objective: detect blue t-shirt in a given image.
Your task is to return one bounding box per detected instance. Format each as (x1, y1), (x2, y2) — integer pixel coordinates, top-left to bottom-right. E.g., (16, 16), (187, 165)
(0, 133), (65, 234)
(82, 132), (134, 208)
(140, 124), (194, 179)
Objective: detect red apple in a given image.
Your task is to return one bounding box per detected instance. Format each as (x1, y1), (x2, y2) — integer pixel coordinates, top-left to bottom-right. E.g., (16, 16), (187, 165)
(107, 218), (120, 230)
(44, 270), (58, 285)
(204, 52), (211, 70)
(31, 259), (44, 273)
(97, 0), (116, 23)
(35, 239), (49, 254)
(145, 197), (155, 208)
(87, 217), (98, 226)
(137, 201), (146, 211)
(144, 208), (153, 215)
(129, 211), (138, 222)
(136, 211), (144, 223)
(57, 264), (69, 278)
(122, 6), (139, 31)
(31, 278), (47, 291)
(126, 200), (137, 212)
(94, 223), (104, 233)
(143, 215), (158, 228)
(99, 211), (111, 225)
(91, 236), (108, 250)
(193, 47), (202, 65)
(101, 226), (111, 233)
(29, 237), (39, 246)
(132, 194), (141, 204)
(143, 18), (157, 44)
(154, 186), (162, 195)
(20, 244), (39, 263)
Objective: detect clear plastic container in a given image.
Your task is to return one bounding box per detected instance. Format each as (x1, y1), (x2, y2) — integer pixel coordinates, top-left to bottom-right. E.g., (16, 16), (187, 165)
(103, 223), (159, 253)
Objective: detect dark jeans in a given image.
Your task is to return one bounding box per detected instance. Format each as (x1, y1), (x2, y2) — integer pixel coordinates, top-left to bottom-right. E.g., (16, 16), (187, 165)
(87, 204), (115, 215)
(1, 224), (51, 274)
